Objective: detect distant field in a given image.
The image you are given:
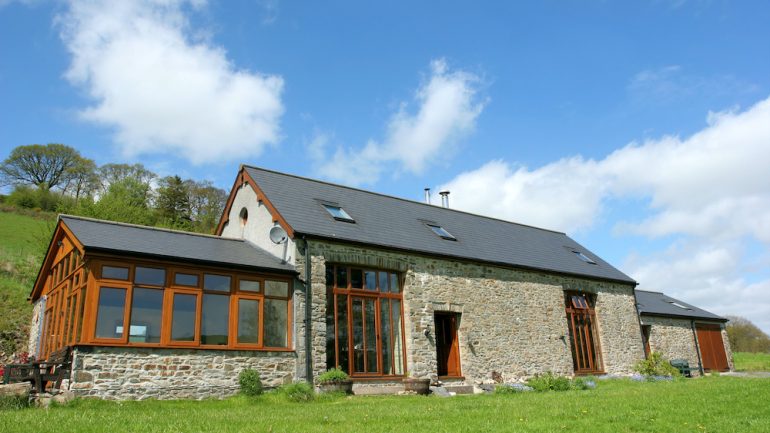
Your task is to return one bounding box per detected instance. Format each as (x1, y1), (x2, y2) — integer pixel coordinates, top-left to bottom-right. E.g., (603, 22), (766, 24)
(2, 377), (770, 433)
(734, 352), (770, 372)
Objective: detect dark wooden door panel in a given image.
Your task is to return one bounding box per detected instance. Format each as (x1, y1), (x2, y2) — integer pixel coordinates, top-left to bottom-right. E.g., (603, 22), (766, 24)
(435, 313), (461, 377)
(697, 324), (728, 372)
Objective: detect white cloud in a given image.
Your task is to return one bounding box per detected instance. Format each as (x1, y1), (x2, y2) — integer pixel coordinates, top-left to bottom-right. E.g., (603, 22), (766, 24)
(311, 59), (485, 186)
(439, 95), (770, 333)
(628, 65), (757, 104)
(60, 0), (284, 164)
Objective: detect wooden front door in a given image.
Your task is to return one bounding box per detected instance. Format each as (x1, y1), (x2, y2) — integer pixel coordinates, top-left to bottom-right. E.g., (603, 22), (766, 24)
(435, 313), (461, 377)
(565, 293), (604, 374)
(696, 324), (729, 372)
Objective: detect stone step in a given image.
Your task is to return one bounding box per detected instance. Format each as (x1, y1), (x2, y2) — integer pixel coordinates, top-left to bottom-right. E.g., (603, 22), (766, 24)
(444, 385), (475, 395)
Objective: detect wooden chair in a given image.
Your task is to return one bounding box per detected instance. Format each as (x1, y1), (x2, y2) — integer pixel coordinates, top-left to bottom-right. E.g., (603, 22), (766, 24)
(32, 347), (72, 393)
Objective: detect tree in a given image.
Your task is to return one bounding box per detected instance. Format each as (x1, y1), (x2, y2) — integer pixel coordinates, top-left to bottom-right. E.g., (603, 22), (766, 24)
(97, 163), (156, 193)
(60, 157), (99, 201)
(71, 177), (157, 226)
(186, 180), (227, 234)
(725, 316), (770, 353)
(156, 175), (191, 229)
(0, 143), (84, 189)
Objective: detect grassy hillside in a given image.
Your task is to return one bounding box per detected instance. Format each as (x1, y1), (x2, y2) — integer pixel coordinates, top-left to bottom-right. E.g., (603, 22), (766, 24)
(0, 207), (55, 361)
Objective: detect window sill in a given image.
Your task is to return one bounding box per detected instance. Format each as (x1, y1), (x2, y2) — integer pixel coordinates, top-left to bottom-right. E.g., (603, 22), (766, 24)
(75, 342), (295, 353)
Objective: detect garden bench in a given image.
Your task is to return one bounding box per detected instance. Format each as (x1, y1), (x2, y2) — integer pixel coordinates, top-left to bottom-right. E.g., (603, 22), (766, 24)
(32, 347), (72, 393)
(2, 363), (36, 385)
(670, 359), (693, 377)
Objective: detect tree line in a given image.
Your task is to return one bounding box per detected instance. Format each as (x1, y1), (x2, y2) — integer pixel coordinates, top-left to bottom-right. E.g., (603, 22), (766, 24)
(0, 143), (227, 234)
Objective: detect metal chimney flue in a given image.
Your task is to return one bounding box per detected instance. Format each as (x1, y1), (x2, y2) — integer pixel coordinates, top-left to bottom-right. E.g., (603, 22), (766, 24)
(424, 188), (431, 204)
(439, 190), (450, 208)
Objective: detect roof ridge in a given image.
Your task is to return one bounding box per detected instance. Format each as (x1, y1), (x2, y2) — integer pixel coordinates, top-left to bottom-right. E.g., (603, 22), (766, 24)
(58, 214), (245, 242)
(242, 164), (567, 235)
(635, 289), (664, 294)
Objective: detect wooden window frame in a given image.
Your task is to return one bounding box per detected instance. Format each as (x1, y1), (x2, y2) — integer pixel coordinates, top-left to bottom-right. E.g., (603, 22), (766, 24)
(78, 258), (293, 351)
(564, 291), (604, 375)
(327, 264), (406, 378)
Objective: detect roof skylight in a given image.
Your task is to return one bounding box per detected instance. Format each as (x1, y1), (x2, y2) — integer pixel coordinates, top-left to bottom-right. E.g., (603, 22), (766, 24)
(323, 204), (355, 223)
(669, 301), (692, 310)
(573, 251), (597, 264)
(427, 224), (456, 241)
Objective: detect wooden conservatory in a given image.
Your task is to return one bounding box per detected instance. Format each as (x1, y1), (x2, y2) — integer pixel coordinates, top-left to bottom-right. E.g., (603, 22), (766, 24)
(24, 215), (298, 398)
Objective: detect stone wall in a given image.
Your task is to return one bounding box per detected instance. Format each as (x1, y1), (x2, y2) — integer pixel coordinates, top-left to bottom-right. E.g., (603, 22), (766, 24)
(68, 346), (297, 400)
(306, 240), (644, 384)
(719, 326), (734, 371)
(640, 316), (701, 375)
(26, 297), (45, 359)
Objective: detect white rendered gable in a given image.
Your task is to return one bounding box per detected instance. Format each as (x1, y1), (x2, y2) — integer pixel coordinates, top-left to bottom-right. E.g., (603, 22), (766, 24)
(220, 182), (295, 265)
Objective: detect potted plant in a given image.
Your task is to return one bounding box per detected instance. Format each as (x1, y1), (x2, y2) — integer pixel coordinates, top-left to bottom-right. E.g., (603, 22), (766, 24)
(402, 373), (431, 395)
(317, 368), (353, 394)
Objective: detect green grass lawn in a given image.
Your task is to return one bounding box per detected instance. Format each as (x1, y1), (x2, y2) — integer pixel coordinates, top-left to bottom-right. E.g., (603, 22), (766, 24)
(2, 377), (770, 433)
(733, 352), (770, 372)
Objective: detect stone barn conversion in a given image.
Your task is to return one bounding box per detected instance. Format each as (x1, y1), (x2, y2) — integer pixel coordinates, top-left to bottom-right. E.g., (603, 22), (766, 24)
(636, 290), (732, 374)
(25, 164), (730, 400)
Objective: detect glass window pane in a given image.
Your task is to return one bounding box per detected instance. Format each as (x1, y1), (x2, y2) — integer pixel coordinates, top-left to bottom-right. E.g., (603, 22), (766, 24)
(390, 273), (400, 293)
(264, 298), (288, 347)
(201, 294), (229, 345)
(352, 299), (364, 372)
(129, 288), (163, 343)
(323, 205), (353, 221)
(171, 293), (197, 342)
(364, 270), (376, 291)
(135, 267), (166, 286)
(337, 295), (349, 373)
(102, 266), (129, 280)
(350, 269), (363, 289)
(174, 273), (198, 287)
(237, 299), (260, 344)
(325, 265), (334, 287)
(95, 287), (126, 339)
(265, 280), (288, 297)
(391, 299), (404, 374)
(380, 300), (392, 375)
(336, 267), (347, 289)
(365, 299), (377, 373)
(240, 279), (261, 292)
(204, 274), (231, 292)
(379, 272), (388, 293)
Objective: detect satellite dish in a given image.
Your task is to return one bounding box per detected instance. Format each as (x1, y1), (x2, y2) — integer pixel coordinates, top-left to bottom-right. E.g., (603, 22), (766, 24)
(269, 226), (288, 244)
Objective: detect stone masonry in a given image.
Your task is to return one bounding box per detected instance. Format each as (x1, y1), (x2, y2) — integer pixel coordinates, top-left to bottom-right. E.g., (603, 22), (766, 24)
(303, 239), (645, 384)
(641, 316), (702, 375)
(67, 347), (297, 400)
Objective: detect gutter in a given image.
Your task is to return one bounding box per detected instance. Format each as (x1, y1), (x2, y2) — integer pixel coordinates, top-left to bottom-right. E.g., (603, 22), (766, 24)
(303, 236), (313, 383)
(691, 320), (705, 375)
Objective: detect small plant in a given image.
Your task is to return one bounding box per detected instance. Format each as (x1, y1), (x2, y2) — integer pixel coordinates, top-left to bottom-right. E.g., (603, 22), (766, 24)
(279, 382), (315, 402)
(633, 352), (680, 378)
(527, 372), (572, 392)
(238, 369), (264, 396)
(317, 367), (350, 384)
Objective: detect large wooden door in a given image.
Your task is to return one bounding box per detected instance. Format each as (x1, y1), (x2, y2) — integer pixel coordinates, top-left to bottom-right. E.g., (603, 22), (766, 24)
(435, 313), (461, 377)
(565, 293), (604, 374)
(696, 324), (729, 372)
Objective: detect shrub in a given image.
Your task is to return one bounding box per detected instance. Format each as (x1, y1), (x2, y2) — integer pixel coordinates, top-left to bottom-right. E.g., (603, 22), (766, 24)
(317, 367), (350, 384)
(527, 372), (573, 392)
(633, 352), (680, 377)
(279, 382), (315, 402)
(0, 394), (31, 411)
(238, 369), (263, 396)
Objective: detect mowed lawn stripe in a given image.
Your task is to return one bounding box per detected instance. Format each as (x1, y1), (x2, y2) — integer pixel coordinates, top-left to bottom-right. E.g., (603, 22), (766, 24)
(2, 377), (769, 433)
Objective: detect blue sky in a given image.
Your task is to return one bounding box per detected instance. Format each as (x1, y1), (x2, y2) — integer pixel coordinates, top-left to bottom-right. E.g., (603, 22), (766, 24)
(2, 0), (770, 332)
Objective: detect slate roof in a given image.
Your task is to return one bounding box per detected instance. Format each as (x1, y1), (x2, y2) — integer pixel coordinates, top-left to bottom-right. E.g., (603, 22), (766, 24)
(636, 290), (727, 322)
(61, 215), (295, 273)
(244, 165), (636, 284)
